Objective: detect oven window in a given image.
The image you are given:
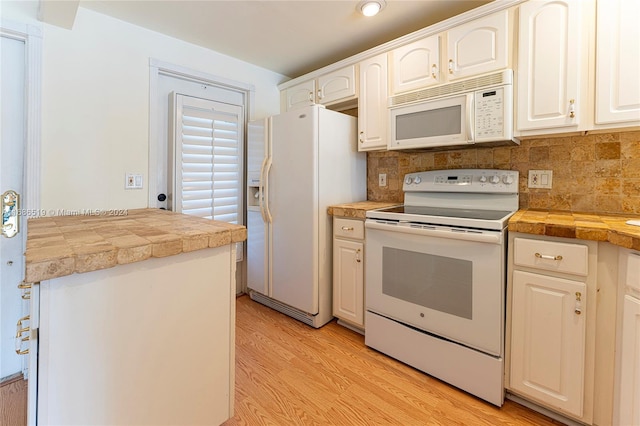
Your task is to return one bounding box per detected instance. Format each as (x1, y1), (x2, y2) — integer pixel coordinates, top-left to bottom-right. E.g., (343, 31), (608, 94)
(382, 247), (472, 319)
(395, 105), (462, 140)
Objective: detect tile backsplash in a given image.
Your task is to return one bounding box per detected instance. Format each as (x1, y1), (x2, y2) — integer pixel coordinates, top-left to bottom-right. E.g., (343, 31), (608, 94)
(367, 131), (640, 214)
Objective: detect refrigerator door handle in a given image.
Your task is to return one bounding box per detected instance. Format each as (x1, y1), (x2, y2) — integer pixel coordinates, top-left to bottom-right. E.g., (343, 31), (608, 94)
(258, 156), (268, 223)
(263, 157), (273, 224)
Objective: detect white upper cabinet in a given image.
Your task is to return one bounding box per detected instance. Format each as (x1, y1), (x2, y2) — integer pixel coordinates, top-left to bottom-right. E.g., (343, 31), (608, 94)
(358, 53), (388, 151)
(389, 10), (510, 96)
(284, 79), (315, 111)
(516, 0), (591, 132)
(317, 65), (357, 105)
(389, 35), (440, 95)
(595, 0), (640, 125)
(283, 65), (357, 111)
(446, 10), (509, 81)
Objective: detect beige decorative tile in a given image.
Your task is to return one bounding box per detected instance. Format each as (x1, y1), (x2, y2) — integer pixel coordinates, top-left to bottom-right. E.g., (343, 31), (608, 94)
(368, 131), (638, 214)
(117, 245), (152, 265)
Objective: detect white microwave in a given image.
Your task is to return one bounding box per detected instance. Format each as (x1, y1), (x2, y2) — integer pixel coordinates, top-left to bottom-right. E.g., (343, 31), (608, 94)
(389, 70), (517, 150)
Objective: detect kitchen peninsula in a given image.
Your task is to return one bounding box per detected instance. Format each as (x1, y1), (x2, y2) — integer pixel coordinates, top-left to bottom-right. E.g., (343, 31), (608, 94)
(23, 208), (245, 426)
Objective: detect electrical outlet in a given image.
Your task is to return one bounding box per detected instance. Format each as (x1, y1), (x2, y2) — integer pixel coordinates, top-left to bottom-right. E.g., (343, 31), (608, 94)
(528, 170), (553, 189)
(379, 173), (387, 187)
(125, 173), (143, 189)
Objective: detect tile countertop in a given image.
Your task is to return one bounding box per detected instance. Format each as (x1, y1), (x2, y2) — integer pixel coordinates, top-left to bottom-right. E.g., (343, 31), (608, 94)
(24, 208), (247, 283)
(509, 209), (640, 250)
(328, 203), (640, 251)
(327, 201), (400, 219)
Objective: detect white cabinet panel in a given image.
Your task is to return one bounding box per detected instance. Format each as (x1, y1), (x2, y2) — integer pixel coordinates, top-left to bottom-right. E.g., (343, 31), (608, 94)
(618, 294), (640, 426)
(285, 79), (315, 111)
(318, 65), (357, 105)
(510, 270), (587, 418)
(446, 10), (509, 80)
(333, 217), (365, 330)
(595, 0), (640, 125)
(513, 237), (589, 277)
(333, 238), (364, 327)
(517, 0), (586, 131)
(358, 53), (388, 151)
(390, 35), (440, 95)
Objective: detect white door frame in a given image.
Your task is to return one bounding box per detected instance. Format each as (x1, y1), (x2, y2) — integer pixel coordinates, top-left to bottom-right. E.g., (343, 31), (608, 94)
(1, 17), (42, 426)
(148, 58), (255, 209)
(1, 20), (42, 216)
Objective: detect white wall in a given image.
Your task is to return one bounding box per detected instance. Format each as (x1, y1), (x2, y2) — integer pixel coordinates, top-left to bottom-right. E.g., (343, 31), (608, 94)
(3, 2), (284, 211)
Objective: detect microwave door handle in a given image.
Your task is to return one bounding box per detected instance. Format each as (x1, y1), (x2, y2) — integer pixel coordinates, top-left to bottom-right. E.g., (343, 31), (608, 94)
(466, 94), (474, 143)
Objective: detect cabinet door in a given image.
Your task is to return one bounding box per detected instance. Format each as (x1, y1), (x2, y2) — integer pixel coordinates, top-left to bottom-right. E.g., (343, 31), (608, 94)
(446, 10), (509, 80)
(390, 35), (440, 95)
(510, 270), (586, 418)
(618, 294), (640, 426)
(516, 0), (586, 131)
(333, 238), (364, 328)
(285, 79), (315, 111)
(317, 65), (357, 105)
(358, 54), (388, 151)
(595, 0), (640, 125)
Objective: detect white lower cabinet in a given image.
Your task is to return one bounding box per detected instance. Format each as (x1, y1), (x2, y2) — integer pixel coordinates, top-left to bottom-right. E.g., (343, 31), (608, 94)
(615, 248), (640, 426)
(507, 234), (598, 424)
(510, 270), (587, 417)
(333, 217), (364, 331)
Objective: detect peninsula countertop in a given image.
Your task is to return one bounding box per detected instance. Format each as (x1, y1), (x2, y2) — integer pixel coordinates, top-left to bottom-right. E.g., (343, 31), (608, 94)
(25, 208), (247, 283)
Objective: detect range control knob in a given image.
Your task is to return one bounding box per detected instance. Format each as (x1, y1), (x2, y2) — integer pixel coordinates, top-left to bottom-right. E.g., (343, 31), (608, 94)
(405, 176), (413, 185)
(479, 176), (487, 183)
(414, 176), (422, 184)
(503, 175), (515, 185)
(490, 175), (501, 184)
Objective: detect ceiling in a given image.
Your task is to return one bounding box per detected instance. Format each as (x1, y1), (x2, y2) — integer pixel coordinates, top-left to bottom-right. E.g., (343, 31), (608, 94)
(77, 0), (493, 79)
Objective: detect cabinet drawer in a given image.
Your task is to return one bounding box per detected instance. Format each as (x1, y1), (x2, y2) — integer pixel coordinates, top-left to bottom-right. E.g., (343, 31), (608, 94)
(334, 218), (364, 240)
(513, 237), (588, 276)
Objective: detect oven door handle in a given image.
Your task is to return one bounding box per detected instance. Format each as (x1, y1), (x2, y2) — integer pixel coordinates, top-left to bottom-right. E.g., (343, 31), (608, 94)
(365, 220), (503, 244)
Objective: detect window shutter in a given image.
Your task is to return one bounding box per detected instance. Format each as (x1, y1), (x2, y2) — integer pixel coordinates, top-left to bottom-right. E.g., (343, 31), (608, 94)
(172, 94), (244, 259)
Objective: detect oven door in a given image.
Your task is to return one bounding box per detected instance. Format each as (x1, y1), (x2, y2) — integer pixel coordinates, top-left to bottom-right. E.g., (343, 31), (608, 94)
(365, 220), (505, 356)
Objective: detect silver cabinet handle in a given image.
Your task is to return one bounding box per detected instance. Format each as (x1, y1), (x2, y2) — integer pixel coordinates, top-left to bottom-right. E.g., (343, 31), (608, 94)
(535, 252), (563, 261)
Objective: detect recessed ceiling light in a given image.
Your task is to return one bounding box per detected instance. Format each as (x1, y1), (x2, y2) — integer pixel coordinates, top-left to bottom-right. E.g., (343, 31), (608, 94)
(358, 0), (386, 17)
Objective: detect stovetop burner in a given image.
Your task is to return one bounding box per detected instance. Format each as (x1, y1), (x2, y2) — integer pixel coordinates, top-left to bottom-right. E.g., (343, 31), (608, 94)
(366, 169), (520, 231)
(376, 205), (514, 221)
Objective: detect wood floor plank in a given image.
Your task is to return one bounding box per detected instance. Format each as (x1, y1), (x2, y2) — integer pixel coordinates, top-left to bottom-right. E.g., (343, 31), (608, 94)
(226, 295), (565, 426)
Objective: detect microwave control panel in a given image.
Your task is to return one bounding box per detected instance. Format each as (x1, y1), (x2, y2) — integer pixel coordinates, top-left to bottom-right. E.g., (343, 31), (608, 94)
(475, 88), (504, 138)
(474, 86), (511, 141)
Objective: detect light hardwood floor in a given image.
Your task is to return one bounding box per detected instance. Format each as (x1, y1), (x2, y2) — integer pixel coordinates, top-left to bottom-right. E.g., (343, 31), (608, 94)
(225, 295), (563, 426)
(0, 373), (27, 426)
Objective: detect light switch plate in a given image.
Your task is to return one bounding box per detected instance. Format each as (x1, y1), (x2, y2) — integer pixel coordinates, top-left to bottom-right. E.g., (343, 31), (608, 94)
(125, 173), (143, 189)
(528, 170), (553, 189)
(379, 173), (387, 187)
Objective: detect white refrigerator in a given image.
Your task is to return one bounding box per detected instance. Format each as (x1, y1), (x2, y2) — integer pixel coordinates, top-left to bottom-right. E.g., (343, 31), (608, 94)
(247, 105), (366, 328)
